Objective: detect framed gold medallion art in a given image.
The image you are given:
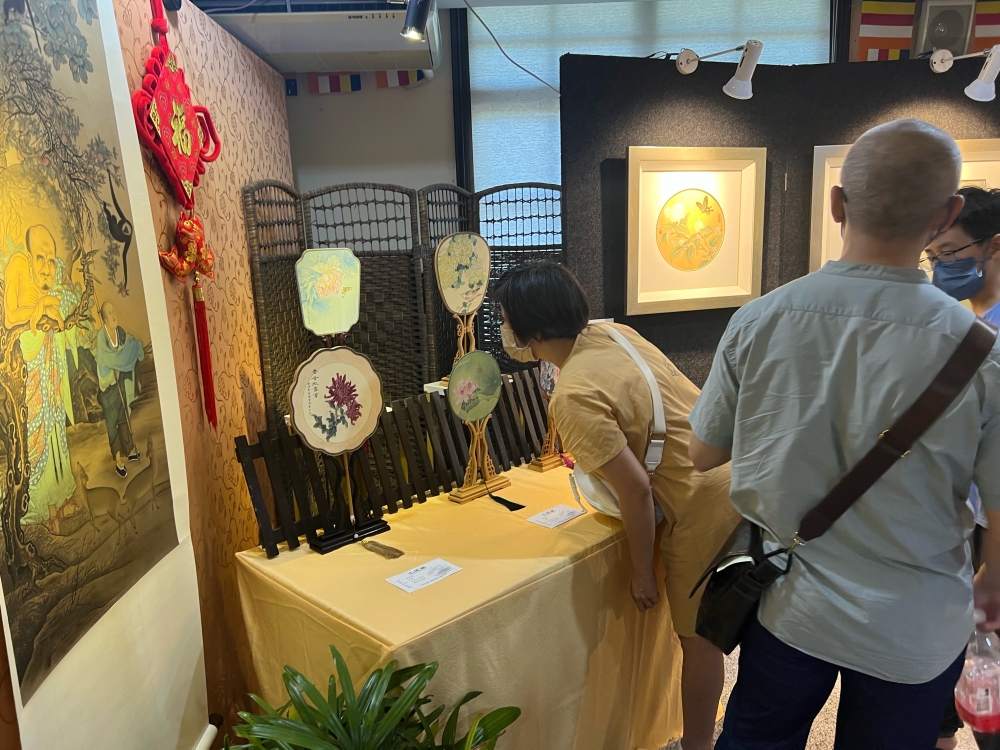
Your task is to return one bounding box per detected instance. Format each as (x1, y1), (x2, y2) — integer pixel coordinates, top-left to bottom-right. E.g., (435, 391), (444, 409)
(810, 139), (1000, 271)
(627, 146), (766, 315)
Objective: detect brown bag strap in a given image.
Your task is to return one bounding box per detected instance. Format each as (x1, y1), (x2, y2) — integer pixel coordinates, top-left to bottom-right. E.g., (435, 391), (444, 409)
(796, 318), (998, 543)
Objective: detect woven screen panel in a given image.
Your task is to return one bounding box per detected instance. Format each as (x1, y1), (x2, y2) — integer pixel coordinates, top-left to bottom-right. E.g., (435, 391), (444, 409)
(475, 183), (563, 373)
(304, 183), (428, 400)
(242, 180), (320, 433)
(349, 251), (427, 402)
(418, 184), (474, 380)
(306, 183), (420, 252)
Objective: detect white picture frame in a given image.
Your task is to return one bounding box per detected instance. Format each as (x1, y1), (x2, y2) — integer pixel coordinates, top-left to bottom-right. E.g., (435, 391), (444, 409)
(810, 138), (1000, 271)
(627, 146), (766, 315)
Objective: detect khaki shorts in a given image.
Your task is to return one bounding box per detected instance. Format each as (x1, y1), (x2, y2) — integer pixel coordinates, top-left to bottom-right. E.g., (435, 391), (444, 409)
(653, 465), (740, 638)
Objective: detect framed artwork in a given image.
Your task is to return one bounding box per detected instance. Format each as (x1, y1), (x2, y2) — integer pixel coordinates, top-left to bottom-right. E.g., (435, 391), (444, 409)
(447, 350), (502, 423)
(295, 248), (361, 336)
(810, 139), (1000, 271)
(0, 0), (210, 721)
(435, 232), (490, 315)
(627, 146), (766, 315)
(288, 347), (384, 456)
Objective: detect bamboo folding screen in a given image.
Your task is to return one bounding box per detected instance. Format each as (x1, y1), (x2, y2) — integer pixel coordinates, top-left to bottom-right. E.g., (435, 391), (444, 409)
(242, 180), (563, 435)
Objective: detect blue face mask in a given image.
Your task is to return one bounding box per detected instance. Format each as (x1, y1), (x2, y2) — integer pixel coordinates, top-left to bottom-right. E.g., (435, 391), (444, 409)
(932, 256), (986, 301)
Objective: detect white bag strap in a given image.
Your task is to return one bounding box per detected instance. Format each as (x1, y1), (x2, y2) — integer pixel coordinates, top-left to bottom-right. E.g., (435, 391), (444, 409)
(596, 325), (666, 473)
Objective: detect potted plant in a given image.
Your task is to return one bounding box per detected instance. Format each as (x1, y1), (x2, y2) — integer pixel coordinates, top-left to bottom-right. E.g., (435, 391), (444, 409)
(226, 645), (521, 750)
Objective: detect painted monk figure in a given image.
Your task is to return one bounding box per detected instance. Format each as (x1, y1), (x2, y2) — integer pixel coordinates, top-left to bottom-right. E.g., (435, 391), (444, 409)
(96, 301), (144, 477)
(3, 225), (78, 523)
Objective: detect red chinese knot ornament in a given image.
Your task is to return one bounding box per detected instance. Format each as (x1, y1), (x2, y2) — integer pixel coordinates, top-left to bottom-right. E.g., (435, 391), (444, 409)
(160, 213), (215, 281)
(131, 0), (221, 428)
(131, 0), (220, 210)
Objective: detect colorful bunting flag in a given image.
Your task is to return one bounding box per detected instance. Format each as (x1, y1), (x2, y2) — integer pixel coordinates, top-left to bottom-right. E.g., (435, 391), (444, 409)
(858, 0), (915, 61)
(375, 70), (426, 88)
(307, 72), (362, 95)
(973, 1), (1000, 53)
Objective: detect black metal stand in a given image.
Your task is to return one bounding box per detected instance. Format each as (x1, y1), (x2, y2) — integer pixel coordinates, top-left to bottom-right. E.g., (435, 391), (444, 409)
(309, 450), (391, 554)
(309, 518), (391, 554)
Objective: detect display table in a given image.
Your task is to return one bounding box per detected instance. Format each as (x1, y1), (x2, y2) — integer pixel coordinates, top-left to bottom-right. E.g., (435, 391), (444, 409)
(236, 465), (682, 750)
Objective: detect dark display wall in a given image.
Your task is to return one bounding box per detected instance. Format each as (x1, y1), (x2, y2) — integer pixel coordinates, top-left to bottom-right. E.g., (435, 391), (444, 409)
(561, 54), (1000, 385)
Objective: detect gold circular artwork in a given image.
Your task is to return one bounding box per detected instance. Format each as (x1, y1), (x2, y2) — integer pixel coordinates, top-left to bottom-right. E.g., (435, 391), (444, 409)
(655, 189), (726, 272)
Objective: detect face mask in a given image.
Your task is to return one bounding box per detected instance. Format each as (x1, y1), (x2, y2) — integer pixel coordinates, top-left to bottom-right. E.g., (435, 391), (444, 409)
(932, 256), (986, 301)
(501, 324), (537, 363)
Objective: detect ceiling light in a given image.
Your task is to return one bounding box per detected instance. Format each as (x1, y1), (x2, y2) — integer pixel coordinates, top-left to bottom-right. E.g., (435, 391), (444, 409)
(930, 44), (1000, 101)
(674, 40), (764, 100)
(401, 0), (432, 42)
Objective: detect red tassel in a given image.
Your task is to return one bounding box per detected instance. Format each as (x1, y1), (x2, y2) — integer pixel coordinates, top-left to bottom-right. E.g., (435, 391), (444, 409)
(192, 277), (217, 429)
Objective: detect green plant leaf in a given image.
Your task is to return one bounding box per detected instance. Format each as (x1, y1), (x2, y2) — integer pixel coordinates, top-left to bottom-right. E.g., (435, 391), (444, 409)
(461, 715), (484, 750)
(359, 661), (396, 732)
(387, 663), (429, 691)
(330, 645), (363, 744)
(281, 668), (329, 733)
(370, 663), (438, 748)
(472, 707), (521, 741)
(248, 693), (287, 717)
(238, 720), (339, 750)
(356, 665), (386, 717)
(283, 667), (351, 747)
(443, 691), (483, 745)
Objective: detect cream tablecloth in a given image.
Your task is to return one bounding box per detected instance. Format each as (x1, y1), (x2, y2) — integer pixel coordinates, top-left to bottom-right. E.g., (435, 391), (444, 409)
(236, 465), (682, 749)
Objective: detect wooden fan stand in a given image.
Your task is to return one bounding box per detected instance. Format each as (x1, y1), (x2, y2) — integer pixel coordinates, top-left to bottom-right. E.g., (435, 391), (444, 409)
(450, 414), (511, 504)
(529, 403), (563, 472)
(441, 313), (476, 386)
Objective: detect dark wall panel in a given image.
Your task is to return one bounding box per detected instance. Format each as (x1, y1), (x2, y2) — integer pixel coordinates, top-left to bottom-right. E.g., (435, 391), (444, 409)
(561, 54), (1000, 385)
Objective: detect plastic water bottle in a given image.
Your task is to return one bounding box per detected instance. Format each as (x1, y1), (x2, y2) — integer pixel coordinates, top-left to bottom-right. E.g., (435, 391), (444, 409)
(956, 631), (1000, 734)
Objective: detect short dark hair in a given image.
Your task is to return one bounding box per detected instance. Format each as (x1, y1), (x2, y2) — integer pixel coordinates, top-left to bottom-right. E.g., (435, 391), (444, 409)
(492, 261), (590, 342)
(955, 186), (1000, 240)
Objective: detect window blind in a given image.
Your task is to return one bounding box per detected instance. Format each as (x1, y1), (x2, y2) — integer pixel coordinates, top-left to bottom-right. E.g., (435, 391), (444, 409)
(469, 0), (830, 190)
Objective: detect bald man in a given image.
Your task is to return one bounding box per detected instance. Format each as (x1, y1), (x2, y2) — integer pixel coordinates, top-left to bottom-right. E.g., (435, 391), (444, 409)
(689, 119), (1000, 748)
(5, 225), (64, 333)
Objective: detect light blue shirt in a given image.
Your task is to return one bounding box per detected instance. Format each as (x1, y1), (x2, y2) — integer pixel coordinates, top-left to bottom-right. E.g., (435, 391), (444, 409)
(690, 262), (1000, 684)
(970, 299), (1000, 526)
(984, 299), (1000, 328)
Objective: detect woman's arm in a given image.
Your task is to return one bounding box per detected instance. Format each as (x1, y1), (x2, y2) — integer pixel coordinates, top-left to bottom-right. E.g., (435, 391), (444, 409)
(598, 446), (659, 612)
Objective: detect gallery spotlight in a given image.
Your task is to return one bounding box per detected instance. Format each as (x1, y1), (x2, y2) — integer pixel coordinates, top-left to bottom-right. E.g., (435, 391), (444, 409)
(675, 40), (764, 100)
(401, 0), (432, 41)
(930, 44), (1000, 102)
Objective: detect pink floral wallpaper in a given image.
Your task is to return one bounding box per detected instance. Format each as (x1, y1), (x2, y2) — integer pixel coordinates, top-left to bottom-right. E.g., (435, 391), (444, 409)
(115, 0), (293, 735)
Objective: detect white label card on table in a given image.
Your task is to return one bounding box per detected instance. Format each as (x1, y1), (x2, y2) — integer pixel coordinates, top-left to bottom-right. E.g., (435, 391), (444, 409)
(386, 558), (462, 593)
(527, 505), (586, 529)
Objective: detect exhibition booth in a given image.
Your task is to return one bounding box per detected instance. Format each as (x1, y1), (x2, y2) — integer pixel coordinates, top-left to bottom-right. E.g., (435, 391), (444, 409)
(0, 0), (998, 748)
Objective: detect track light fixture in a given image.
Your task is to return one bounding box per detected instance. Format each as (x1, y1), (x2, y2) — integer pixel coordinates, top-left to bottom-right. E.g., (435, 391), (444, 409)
(675, 40), (764, 100)
(401, 0), (432, 42)
(930, 44), (1000, 102)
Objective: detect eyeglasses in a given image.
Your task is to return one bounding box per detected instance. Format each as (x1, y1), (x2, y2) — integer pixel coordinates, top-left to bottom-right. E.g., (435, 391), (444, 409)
(919, 237), (991, 272)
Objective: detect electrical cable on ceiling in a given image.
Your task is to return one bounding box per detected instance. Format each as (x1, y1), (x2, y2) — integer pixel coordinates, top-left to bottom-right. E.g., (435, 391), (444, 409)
(205, 0), (263, 14)
(463, 0), (560, 95)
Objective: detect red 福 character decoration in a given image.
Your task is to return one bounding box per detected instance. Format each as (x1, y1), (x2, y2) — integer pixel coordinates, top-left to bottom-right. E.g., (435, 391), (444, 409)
(132, 0), (222, 428)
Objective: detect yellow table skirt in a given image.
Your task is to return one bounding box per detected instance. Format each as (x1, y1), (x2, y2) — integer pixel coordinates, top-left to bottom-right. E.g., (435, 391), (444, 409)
(236, 465), (682, 749)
